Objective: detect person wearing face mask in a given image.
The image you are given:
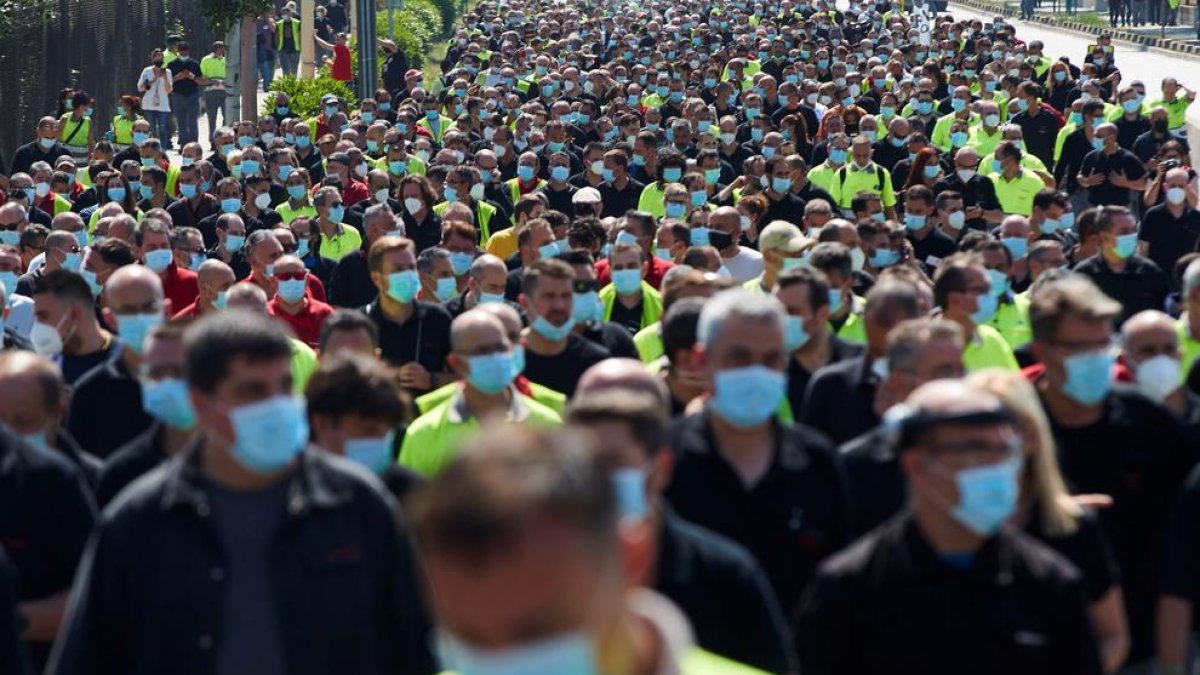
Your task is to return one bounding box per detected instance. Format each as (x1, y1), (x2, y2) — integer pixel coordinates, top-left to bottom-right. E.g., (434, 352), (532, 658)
(598, 243), (663, 335)
(565, 376), (797, 674)
(1138, 168), (1200, 287)
(413, 423), (774, 675)
(799, 379), (1102, 675)
(831, 135), (898, 220)
(1131, 107), (1189, 168)
(519, 259), (611, 399)
(0, 276), (31, 351)
(1122, 311), (1200, 440)
(11, 118), (72, 178)
(135, 218), (199, 311)
(265, 254), (333, 347)
(1073, 205), (1168, 325)
(92, 324), (199, 507)
(703, 207), (763, 283)
(165, 165), (219, 234)
(173, 258), (235, 320)
(774, 265), (865, 420)
(64, 265), (165, 459)
(802, 279), (923, 444)
(1077, 122), (1147, 209)
(989, 141), (1046, 217)
(556, 250), (641, 360)
(307, 186), (362, 263)
(665, 288), (849, 618)
(930, 254), (1019, 371)
(49, 309), (438, 675)
(1027, 276), (1192, 669)
(401, 309), (560, 477)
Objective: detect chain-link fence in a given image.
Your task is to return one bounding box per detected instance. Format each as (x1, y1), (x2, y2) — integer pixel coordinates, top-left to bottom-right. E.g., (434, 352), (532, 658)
(0, 0), (211, 168)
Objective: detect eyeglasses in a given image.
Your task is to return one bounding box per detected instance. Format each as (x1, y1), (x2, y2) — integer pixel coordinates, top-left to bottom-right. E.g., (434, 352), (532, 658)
(274, 271), (306, 281)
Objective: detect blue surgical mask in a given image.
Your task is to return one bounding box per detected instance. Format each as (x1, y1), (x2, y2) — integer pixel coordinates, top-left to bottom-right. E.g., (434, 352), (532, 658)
(449, 252), (473, 277)
(467, 350), (518, 394)
(573, 291), (604, 323)
(904, 213), (926, 231)
(689, 227), (711, 246)
(478, 291), (506, 305)
(220, 197), (240, 213)
(710, 365), (786, 428)
(225, 234), (245, 252)
(612, 269), (642, 295)
(344, 432), (395, 474)
(107, 187), (127, 202)
(437, 630), (598, 675)
(434, 276), (459, 301)
(1001, 237), (1028, 260)
(972, 291), (999, 324)
(116, 312), (163, 354)
(180, 183), (198, 199)
(948, 455), (1022, 536)
(386, 270), (421, 302)
(287, 185), (307, 200)
(277, 278), (308, 303)
(871, 248), (900, 268)
(662, 167), (682, 183)
(772, 176), (792, 193)
(1062, 350), (1115, 404)
(141, 377), (197, 429)
(827, 289), (844, 315)
(229, 395), (309, 473)
(144, 248), (173, 273)
(987, 269), (1009, 298)
(328, 205), (345, 224)
(784, 315), (811, 351)
(531, 314), (575, 341)
(829, 148), (847, 164)
(1113, 232), (1138, 259)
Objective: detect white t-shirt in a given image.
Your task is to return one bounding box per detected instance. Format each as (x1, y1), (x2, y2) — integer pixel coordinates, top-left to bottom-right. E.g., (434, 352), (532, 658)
(138, 67), (172, 112)
(722, 247), (764, 283)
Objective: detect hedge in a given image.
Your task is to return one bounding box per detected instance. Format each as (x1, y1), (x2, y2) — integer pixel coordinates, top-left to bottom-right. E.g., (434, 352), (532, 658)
(263, 71), (359, 119)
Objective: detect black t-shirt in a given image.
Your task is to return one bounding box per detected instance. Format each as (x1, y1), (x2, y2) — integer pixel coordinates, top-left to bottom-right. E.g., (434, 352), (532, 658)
(401, 211), (444, 255)
(1072, 254), (1169, 325)
(65, 352), (155, 459)
(1025, 509), (1120, 604)
(608, 296), (643, 335)
(59, 338), (122, 386)
(364, 300), (452, 388)
(1079, 148), (1147, 207)
(522, 334), (610, 398)
(908, 225), (958, 273)
(598, 178), (645, 218)
(786, 336), (864, 420)
(327, 251), (377, 308)
(541, 183), (578, 215)
(1137, 203), (1200, 290)
(167, 57), (202, 96)
(95, 423), (167, 508)
(1043, 386), (1196, 661)
(1162, 463), (1200, 619)
(762, 192), (807, 227)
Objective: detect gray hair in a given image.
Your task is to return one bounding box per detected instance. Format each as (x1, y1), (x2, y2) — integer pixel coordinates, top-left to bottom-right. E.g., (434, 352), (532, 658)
(886, 318), (964, 373)
(417, 246), (451, 275)
(363, 203), (399, 232)
(469, 253), (506, 280)
(697, 288), (785, 350)
(314, 185), (341, 208)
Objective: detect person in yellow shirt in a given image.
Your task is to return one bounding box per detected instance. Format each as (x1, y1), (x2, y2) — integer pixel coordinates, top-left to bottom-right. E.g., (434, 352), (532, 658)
(1147, 77), (1196, 132)
(485, 194), (545, 261)
(932, 253), (1019, 371)
(989, 141), (1046, 217)
(311, 186), (362, 262)
(399, 309), (561, 476)
(600, 243), (664, 334)
(968, 100), (1005, 158)
(744, 221), (807, 294)
(930, 86), (980, 152)
(979, 241), (1033, 350)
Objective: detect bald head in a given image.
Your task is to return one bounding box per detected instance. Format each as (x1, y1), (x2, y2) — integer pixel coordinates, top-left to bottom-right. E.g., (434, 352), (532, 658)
(1122, 309), (1178, 345)
(198, 259), (235, 286)
(51, 211), (85, 233)
(450, 308), (509, 354)
(577, 358), (669, 409)
(476, 301), (522, 338)
(106, 264), (164, 304)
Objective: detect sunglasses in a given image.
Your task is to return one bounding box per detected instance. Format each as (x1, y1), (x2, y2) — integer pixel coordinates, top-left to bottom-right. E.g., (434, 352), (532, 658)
(274, 271), (307, 281)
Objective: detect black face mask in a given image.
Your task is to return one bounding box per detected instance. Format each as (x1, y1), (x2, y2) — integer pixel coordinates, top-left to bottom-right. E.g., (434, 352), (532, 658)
(708, 230), (733, 249)
(1154, 120), (1169, 134)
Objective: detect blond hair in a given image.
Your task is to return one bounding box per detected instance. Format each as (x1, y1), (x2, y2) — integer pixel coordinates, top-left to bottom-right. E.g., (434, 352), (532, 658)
(966, 369), (1081, 537)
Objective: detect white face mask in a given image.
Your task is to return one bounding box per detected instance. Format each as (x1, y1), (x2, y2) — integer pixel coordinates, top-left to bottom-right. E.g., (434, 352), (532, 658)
(354, 163), (369, 177)
(1135, 355), (1181, 402)
(254, 192), (271, 210)
(30, 318), (65, 355)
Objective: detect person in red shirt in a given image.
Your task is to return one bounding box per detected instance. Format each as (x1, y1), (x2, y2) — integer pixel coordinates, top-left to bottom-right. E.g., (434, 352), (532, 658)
(240, 229), (327, 301)
(268, 254), (334, 347)
(316, 32), (353, 84)
(136, 219), (199, 311)
(319, 152), (371, 207)
(593, 211), (674, 289)
(173, 259), (235, 320)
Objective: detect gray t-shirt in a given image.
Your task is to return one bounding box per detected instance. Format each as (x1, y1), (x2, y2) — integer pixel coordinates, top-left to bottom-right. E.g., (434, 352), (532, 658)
(205, 477), (291, 675)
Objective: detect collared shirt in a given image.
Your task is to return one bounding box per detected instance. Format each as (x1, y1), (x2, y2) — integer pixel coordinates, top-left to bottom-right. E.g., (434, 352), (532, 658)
(655, 506), (798, 673)
(160, 262), (200, 311)
(399, 387), (561, 476)
(800, 354), (883, 445)
(49, 443), (437, 675)
(315, 223), (363, 262)
(1079, 147), (1147, 207)
(989, 169), (1044, 216)
(797, 514), (1102, 675)
(1072, 253), (1170, 325)
(829, 161), (896, 208)
(664, 411), (850, 612)
(64, 349), (154, 459)
(963, 324), (1019, 372)
(1138, 203), (1200, 290)
(363, 300), (452, 382)
(268, 296), (334, 348)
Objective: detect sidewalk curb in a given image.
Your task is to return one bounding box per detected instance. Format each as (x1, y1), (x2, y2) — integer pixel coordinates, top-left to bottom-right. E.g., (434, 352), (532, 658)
(951, 0), (1200, 57)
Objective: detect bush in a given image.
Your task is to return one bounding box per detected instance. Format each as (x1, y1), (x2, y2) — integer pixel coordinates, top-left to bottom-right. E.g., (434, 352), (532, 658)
(376, 0), (466, 70)
(263, 71), (359, 118)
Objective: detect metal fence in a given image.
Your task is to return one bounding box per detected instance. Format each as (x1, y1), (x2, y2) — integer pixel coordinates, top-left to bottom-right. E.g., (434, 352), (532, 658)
(0, 0), (211, 168)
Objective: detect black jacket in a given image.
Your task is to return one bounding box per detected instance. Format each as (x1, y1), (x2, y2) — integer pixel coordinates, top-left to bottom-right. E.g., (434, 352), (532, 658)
(797, 514), (1102, 675)
(800, 354), (882, 445)
(48, 443), (438, 675)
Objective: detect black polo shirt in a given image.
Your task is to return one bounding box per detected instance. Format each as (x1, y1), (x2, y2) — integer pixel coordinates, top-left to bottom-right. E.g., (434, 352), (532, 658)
(401, 211), (444, 255)
(786, 336), (863, 420)
(1079, 148), (1146, 207)
(907, 224), (958, 273)
(1072, 253), (1169, 325)
(795, 181), (835, 210)
(1138, 203), (1200, 290)
(326, 251), (377, 308)
(1042, 385), (1195, 663)
(932, 172), (1003, 231)
(598, 177), (645, 218)
(839, 425), (905, 533)
(797, 514), (1102, 675)
(762, 192), (807, 227)
(363, 300), (451, 382)
(1011, 106), (1062, 167)
(166, 194), (219, 233)
(196, 209), (266, 250)
(0, 426), (95, 669)
(522, 333), (610, 398)
(64, 350), (155, 460)
(95, 423), (169, 508)
(800, 354), (882, 445)
(664, 411), (850, 613)
(655, 506), (798, 673)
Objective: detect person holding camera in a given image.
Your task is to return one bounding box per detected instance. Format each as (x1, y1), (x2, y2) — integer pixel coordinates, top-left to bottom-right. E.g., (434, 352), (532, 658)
(135, 48), (172, 148)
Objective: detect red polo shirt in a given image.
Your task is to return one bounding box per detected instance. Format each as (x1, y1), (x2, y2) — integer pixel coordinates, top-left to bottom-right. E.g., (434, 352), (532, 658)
(172, 300), (206, 321)
(594, 255), (674, 290)
(268, 296), (334, 347)
(160, 263), (200, 312)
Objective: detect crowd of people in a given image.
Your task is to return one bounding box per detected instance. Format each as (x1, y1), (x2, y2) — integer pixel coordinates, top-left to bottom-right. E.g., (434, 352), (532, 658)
(1, 0), (1200, 672)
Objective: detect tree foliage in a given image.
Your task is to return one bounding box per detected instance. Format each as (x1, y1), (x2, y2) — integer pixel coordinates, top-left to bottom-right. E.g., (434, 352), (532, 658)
(198, 0), (273, 37)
